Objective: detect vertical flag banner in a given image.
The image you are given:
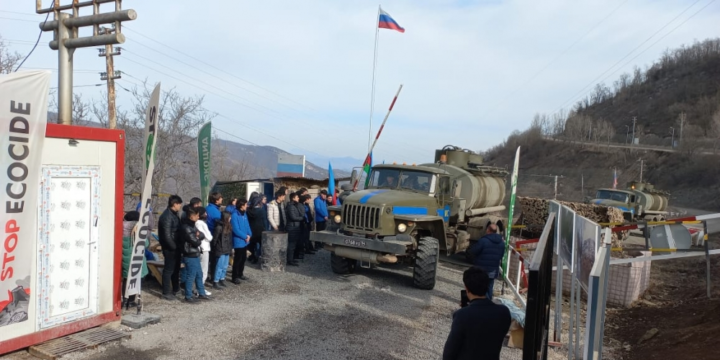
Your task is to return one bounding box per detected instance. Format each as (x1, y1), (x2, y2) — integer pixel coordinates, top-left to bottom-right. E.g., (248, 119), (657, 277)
(501, 146), (521, 277)
(378, 7), (405, 33)
(0, 70), (51, 329)
(126, 83), (161, 298)
(363, 152), (373, 188)
(198, 122), (212, 206)
(328, 162), (336, 205)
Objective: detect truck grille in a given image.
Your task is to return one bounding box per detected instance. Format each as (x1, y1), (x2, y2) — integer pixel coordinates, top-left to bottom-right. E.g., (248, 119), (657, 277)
(343, 204), (380, 231)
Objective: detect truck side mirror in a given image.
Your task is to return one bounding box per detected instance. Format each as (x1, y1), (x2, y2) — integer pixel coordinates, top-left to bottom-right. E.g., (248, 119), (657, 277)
(350, 169), (358, 186)
(452, 180), (461, 198)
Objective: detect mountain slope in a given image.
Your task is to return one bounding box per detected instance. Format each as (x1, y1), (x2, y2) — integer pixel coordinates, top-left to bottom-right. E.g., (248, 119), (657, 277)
(485, 39), (720, 211)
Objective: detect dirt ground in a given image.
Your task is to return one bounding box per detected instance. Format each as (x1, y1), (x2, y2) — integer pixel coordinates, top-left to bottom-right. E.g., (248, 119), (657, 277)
(1, 251), (529, 360)
(604, 238), (720, 360)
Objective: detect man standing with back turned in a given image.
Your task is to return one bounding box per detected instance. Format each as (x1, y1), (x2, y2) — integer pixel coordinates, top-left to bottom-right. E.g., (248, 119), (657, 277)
(467, 224), (505, 300)
(443, 267), (511, 360)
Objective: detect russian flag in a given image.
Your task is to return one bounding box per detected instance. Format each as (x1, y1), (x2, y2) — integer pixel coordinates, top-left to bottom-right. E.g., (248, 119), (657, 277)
(378, 7), (405, 33)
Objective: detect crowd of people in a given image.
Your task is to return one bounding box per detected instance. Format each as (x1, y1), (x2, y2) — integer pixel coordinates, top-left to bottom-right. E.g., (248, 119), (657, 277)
(145, 186), (340, 303)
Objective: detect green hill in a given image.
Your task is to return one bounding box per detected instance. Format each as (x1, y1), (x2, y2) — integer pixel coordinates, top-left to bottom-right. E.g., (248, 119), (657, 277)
(485, 39), (720, 211)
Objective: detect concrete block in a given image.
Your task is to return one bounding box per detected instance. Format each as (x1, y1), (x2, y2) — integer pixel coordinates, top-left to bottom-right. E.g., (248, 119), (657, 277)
(121, 313), (161, 329)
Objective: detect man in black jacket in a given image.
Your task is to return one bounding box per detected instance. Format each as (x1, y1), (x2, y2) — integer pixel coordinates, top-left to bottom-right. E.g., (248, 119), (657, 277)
(285, 193), (304, 266)
(159, 195), (183, 301)
(443, 267), (511, 360)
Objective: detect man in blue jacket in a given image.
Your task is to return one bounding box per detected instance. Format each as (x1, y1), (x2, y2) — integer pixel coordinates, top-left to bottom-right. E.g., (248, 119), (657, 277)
(206, 192), (223, 234)
(314, 190), (329, 231)
(467, 224), (505, 300)
(206, 192), (223, 284)
(230, 199), (251, 284)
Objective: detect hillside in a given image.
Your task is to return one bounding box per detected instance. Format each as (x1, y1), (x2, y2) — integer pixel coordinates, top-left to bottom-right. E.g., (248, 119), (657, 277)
(485, 39), (720, 211)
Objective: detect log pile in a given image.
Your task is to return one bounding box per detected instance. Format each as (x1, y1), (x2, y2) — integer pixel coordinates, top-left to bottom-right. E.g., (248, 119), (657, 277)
(517, 196), (624, 227)
(517, 196), (625, 251)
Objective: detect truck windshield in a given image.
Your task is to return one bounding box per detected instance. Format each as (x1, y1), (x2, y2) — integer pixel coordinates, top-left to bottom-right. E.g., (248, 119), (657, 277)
(595, 190), (629, 203)
(368, 169), (434, 193)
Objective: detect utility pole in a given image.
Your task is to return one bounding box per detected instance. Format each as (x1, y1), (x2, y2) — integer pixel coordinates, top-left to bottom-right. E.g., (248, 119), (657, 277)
(670, 127), (675, 148)
(37, 1), (136, 126)
(554, 175), (558, 200)
(581, 173), (584, 198)
(98, 26), (121, 129)
(631, 116), (637, 145)
(639, 159), (644, 182)
(679, 112), (686, 145)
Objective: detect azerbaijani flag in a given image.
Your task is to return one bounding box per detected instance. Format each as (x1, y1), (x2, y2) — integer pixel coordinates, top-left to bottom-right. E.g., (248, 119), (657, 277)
(328, 162), (336, 205)
(363, 152), (373, 188)
(378, 7), (405, 33)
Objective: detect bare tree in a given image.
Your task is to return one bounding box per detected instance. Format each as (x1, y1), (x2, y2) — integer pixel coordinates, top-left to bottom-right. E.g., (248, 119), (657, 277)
(0, 35), (22, 74)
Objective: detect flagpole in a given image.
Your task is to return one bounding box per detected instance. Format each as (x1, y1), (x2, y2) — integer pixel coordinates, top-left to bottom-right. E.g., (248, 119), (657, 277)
(368, 5), (381, 153)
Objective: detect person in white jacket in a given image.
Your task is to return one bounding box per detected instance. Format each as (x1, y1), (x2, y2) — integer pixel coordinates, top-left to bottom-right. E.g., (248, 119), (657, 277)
(267, 191), (287, 231)
(196, 207), (213, 295)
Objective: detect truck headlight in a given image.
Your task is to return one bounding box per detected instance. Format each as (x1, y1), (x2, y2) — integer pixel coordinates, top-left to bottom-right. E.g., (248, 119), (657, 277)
(334, 215), (342, 224)
(397, 223), (407, 233)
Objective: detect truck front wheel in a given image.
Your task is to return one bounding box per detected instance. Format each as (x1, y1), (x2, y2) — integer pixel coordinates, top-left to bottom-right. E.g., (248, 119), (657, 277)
(331, 252), (357, 274)
(413, 237), (439, 290)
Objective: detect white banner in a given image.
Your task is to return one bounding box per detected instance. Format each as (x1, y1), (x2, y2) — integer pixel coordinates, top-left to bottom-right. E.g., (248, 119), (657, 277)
(125, 83), (161, 297)
(0, 70), (51, 328)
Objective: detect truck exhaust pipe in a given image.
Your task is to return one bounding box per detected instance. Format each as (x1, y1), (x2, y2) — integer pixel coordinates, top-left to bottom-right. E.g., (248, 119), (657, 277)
(329, 246), (398, 264)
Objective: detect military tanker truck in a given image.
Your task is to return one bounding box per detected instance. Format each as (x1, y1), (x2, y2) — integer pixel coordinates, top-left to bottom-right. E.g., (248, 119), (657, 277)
(590, 181), (670, 222)
(310, 145), (508, 290)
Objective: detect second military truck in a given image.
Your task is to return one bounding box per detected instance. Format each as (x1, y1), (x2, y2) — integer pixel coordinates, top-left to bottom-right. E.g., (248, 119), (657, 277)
(590, 181), (670, 222)
(310, 145), (508, 290)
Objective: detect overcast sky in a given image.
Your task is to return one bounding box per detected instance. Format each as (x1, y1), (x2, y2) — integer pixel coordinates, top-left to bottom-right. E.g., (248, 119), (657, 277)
(2, 0), (719, 165)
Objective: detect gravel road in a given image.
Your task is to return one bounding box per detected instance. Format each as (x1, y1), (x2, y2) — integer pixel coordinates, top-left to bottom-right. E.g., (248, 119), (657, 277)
(2, 251), (525, 360)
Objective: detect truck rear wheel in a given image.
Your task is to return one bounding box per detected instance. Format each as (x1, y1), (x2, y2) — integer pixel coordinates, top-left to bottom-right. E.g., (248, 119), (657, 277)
(413, 237), (439, 290)
(331, 252), (357, 274)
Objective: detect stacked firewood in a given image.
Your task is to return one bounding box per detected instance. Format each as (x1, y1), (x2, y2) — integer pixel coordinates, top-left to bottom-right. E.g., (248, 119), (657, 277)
(517, 196), (624, 226)
(517, 196), (625, 251)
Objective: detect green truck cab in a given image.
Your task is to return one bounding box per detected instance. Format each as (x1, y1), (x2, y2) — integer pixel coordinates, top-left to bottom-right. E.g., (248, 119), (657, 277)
(311, 146), (508, 290)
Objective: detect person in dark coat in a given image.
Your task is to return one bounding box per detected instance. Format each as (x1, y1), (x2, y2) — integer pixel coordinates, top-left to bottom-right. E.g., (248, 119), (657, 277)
(285, 193), (304, 266)
(442, 266), (511, 360)
(211, 211), (234, 289)
(294, 194), (312, 260)
(177, 206), (211, 303)
(302, 195), (316, 255)
(247, 195), (266, 264)
(467, 224), (505, 299)
(158, 195), (183, 301)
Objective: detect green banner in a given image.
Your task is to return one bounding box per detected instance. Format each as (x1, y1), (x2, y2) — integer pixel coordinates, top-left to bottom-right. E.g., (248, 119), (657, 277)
(501, 146), (520, 278)
(198, 122), (212, 206)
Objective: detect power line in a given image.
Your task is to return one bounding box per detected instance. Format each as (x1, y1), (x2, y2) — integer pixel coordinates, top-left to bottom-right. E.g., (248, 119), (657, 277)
(50, 84), (103, 89)
(13, 12), (50, 72)
(117, 59), (326, 157)
(478, 0), (631, 120)
(122, 48), (303, 123)
(122, 26), (317, 112)
(552, 0), (707, 114)
(594, 0), (718, 90)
